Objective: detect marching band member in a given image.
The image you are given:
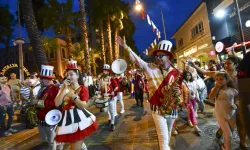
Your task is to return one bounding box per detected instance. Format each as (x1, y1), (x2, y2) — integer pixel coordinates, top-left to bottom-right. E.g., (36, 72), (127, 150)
(54, 60), (98, 149)
(31, 65), (60, 150)
(115, 74), (125, 114)
(99, 64), (119, 131)
(117, 36), (183, 150)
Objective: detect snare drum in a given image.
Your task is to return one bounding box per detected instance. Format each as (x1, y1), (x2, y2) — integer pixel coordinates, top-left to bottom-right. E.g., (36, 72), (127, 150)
(95, 98), (109, 108)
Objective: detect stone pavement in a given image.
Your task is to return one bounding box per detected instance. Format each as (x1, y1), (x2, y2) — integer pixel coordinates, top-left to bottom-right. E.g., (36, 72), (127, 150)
(0, 94), (249, 150)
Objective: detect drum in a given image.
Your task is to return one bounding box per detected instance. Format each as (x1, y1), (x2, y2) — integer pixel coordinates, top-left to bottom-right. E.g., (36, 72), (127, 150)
(95, 98), (109, 108)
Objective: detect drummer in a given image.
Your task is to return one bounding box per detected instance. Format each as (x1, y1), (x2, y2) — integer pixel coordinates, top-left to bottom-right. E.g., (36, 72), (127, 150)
(99, 64), (119, 131)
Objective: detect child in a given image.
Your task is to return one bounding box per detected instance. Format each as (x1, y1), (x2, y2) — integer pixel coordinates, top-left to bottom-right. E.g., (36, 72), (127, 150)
(209, 72), (238, 150)
(182, 70), (201, 134)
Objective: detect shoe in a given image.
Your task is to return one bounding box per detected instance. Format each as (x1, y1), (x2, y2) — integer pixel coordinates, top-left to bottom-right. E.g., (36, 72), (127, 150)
(240, 143), (248, 149)
(120, 110), (125, 114)
(188, 121), (193, 127)
(4, 131), (12, 136)
(114, 113), (118, 116)
(110, 124), (115, 131)
(216, 130), (222, 139)
(194, 126), (202, 135)
(8, 128), (18, 133)
(221, 144), (225, 150)
(172, 129), (178, 135)
(81, 142), (88, 150)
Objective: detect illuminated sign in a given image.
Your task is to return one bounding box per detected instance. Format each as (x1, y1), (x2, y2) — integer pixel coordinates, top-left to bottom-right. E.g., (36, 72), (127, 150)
(198, 44), (208, 50)
(179, 55), (184, 58)
(184, 46), (197, 57)
(0, 64), (30, 76)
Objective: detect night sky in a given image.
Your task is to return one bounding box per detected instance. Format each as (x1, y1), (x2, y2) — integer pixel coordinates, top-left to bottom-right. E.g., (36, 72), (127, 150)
(0, 0), (202, 53)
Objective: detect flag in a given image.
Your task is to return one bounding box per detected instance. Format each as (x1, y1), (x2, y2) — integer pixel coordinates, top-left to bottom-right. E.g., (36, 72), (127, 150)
(147, 15), (151, 25)
(151, 42), (155, 48)
(154, 39), (157, 45)
(157, 31), (161, 39)
(151, 21), (157, 32)
(142, 10), (146, 19)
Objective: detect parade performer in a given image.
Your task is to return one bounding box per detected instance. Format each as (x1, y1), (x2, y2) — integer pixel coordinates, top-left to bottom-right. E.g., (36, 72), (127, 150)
(117, 36), (182, 150)
(99, 64), (119, 131)
(54, 60), (98, 149)
(31, 65), (60, 150)
(115, 74), (125, 114)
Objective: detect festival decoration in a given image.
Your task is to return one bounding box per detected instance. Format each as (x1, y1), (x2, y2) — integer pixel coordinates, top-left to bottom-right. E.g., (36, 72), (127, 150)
(0, 64), (30, 76)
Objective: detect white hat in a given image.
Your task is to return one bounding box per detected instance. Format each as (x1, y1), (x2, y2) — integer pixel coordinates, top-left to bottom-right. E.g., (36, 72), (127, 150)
(67, 60), (78, 70)
(153, 40), (173, 59)
(39, 65), (54, 79)
(103, 64), (111, 71)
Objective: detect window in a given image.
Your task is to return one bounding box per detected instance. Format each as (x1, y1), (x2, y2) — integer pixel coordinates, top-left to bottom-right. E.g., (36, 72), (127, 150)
(191, 22), (204, 38)
(49, 49), (55, 59)
(178, 38), (183, 47)
(61, 48), (67, 59)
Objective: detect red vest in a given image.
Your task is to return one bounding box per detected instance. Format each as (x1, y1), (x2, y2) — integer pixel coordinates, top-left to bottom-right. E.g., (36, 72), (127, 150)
(37, 84), (59, 121)
(149, 69), (182, 106)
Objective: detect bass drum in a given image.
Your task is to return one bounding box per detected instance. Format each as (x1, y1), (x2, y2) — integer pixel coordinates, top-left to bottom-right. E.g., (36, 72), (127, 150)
(95, 98), (109, 109)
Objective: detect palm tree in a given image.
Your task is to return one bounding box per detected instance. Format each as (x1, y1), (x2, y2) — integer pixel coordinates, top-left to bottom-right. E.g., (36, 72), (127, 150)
(89, 48), (101, 76)
(20, 0), (48, 69)
(42, 0), (80, 58)
(79, 0), (91, 73)
(86, 0), (107, 64)
(112, 10), (124, 60)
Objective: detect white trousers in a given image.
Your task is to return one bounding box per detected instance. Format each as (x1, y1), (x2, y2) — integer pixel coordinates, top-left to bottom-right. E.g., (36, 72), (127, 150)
(115, 92), (124, 113)
(152, 112), (175, 150)
(107, 96), (117, 124)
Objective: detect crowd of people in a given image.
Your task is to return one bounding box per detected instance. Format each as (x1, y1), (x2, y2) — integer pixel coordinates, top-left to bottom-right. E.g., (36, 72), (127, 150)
(0, 36), (249, 150)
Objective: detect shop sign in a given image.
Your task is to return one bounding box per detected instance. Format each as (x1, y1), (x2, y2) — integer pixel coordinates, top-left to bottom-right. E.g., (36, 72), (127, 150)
(215, 42), (224, 53)
(230, 1), (250, 18)
(198, 44), (208, 50)
(179, 55), (184, 58)
(0, 64), (30, 76)
(184, 46), (197, 57)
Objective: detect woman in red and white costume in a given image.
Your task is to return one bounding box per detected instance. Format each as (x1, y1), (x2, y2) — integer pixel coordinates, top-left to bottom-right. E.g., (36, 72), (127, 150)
(54, 60), (98, 149)
(99, 64), (119, 131)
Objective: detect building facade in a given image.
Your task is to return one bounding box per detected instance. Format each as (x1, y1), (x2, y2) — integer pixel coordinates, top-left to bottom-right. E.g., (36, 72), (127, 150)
(172, 1), (216, 69)
(0, 38), (70, 79)
(205, 0), (250, 60)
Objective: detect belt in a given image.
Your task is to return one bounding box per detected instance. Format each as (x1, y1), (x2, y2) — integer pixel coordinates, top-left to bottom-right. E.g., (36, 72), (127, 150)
(38, 120), (50, 127)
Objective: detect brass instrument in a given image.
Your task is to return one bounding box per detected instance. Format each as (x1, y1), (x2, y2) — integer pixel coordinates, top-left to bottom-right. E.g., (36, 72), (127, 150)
(159, 72), (181, 115)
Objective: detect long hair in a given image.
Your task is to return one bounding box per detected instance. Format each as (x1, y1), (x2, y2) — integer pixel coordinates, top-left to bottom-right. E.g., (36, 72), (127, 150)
(215, 72), (235, 89)
(183, 70), (193, 82)
(67, 69), (84, 86)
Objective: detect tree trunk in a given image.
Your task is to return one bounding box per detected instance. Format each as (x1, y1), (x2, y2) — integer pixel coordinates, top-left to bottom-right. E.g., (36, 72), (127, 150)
(20, 0), (48, 70)
(99, 21), (106, 64)
(113, 28), (119, 60)
(79, 0), (91, 73)
(65, 27), (72, 59)
(106, 17), (113, 64)
(92, 54), (97, 76)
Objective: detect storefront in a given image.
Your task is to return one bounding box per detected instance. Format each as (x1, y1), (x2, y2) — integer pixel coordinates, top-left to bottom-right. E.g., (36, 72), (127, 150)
(176, 37), (217, 69)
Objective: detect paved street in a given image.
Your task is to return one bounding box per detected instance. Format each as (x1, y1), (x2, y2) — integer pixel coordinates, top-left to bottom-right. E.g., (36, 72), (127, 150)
(0, 95), (249, 150)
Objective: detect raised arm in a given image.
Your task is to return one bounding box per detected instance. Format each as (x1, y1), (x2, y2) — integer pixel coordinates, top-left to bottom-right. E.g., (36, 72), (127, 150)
(116, 36), (147, 69)
(188, 62), (216, 78)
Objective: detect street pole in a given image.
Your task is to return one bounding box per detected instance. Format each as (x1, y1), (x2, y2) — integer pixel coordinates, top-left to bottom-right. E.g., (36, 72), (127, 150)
(160, 7), (167, 40)
(233, 0), (247, 57)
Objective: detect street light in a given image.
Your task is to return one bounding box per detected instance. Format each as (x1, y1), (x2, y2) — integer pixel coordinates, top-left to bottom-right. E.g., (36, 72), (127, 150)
(134, 0), (167, 40)
(246, 20), (250, 28)
(214, 0), (247, 57)
(215, 10), (226, 18)
(135, 3), (142, 11)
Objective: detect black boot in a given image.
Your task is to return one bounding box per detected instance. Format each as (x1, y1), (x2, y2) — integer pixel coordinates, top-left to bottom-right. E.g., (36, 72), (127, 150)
(110, 124), (115, 131)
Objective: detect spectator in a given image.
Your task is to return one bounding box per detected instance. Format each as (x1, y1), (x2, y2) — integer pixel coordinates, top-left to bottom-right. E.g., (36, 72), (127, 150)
(0, 74), (17, 136)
